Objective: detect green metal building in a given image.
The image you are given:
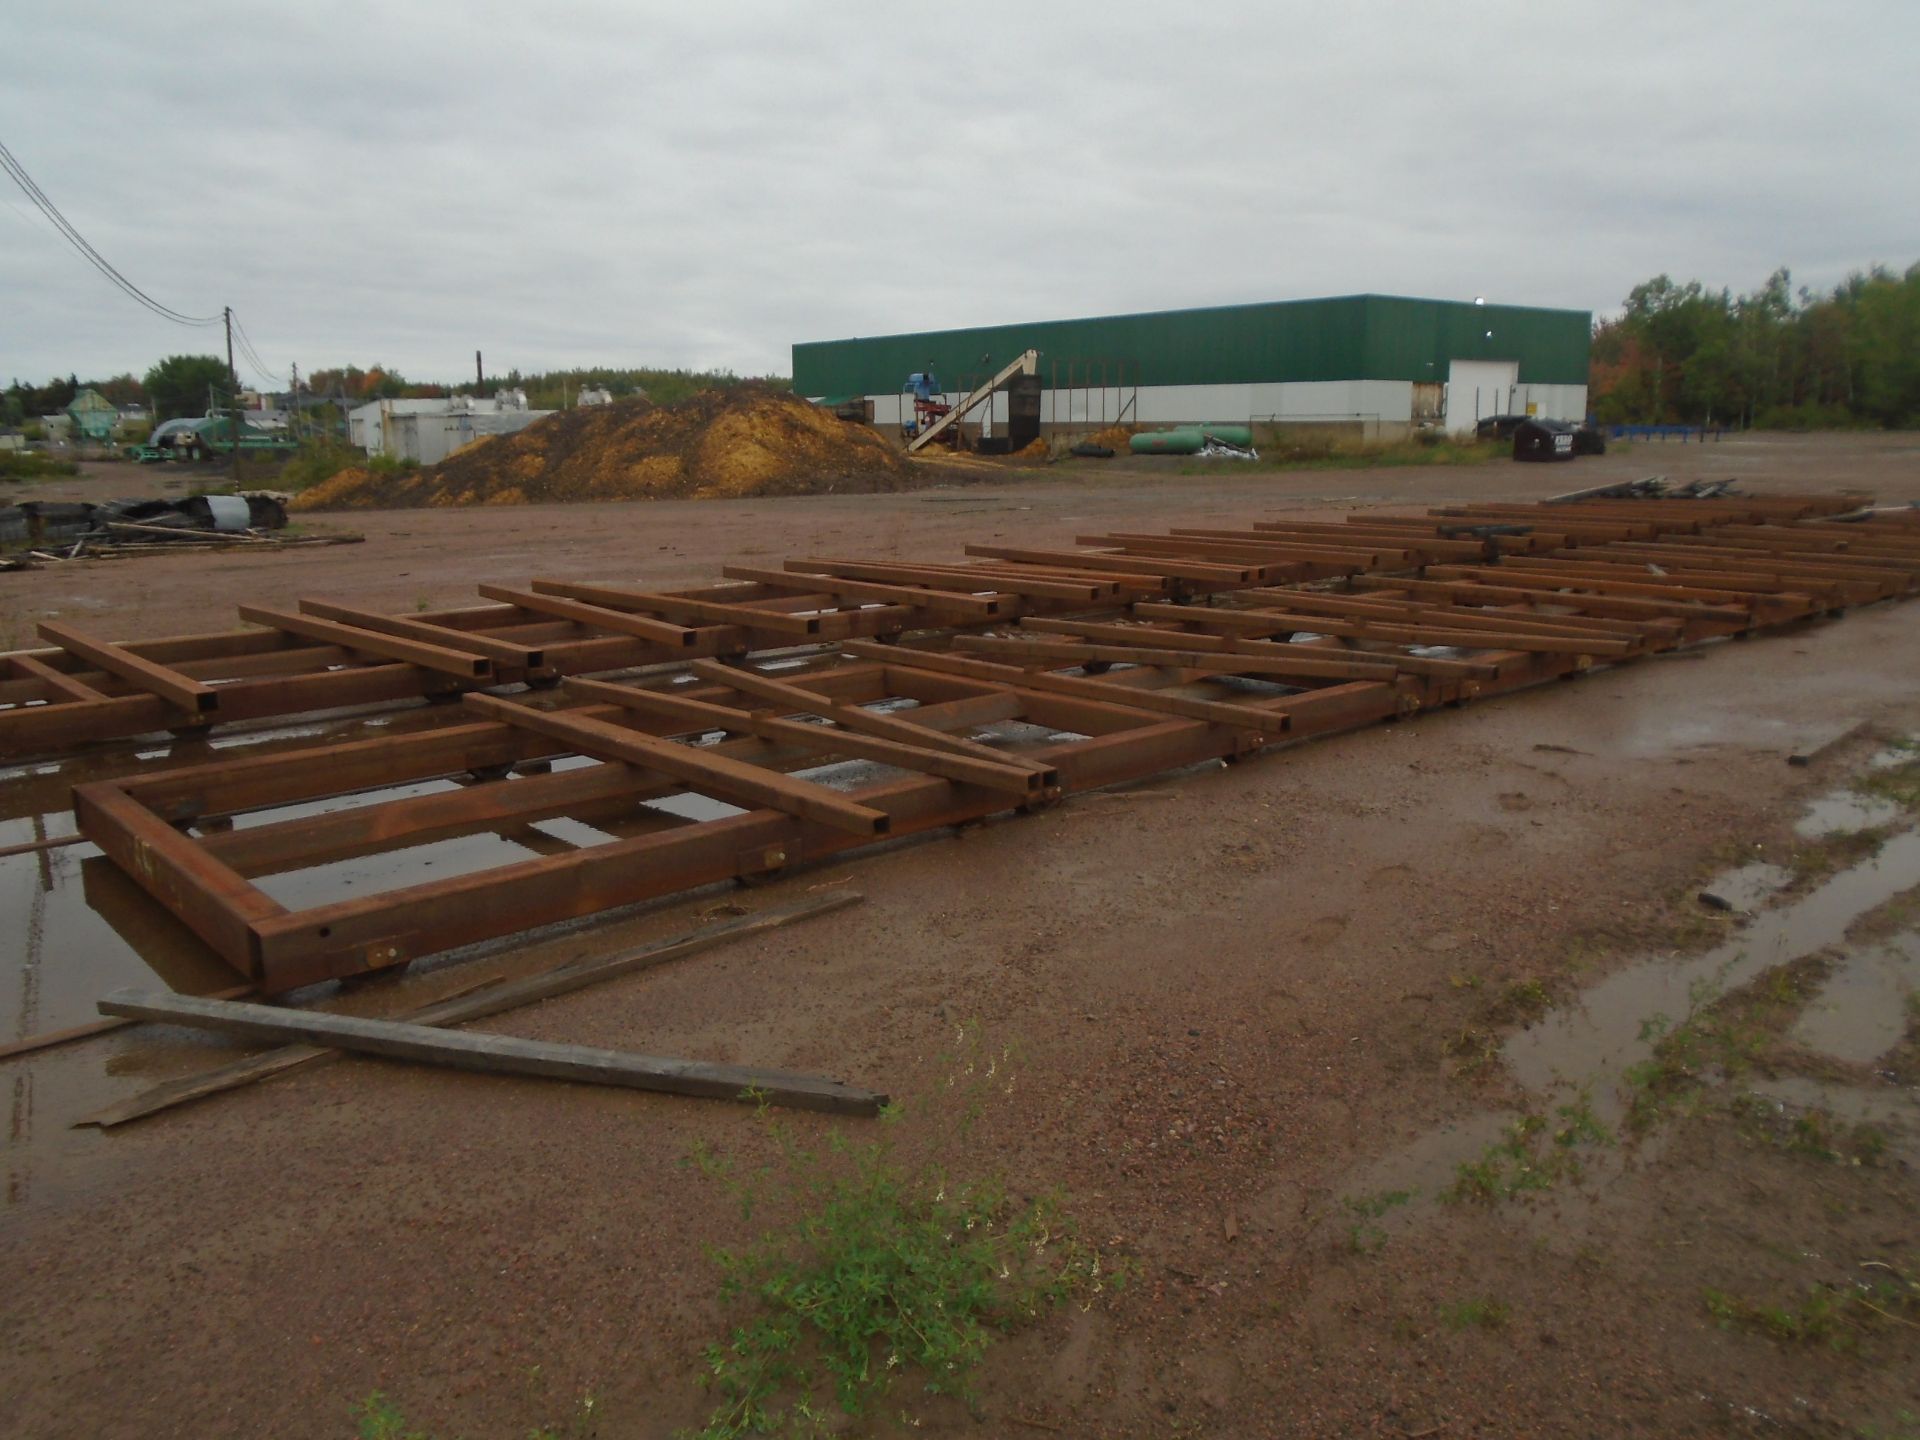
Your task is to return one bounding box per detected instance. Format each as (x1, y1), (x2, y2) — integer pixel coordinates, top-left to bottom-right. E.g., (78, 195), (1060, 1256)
(793, 293), (1591, 435)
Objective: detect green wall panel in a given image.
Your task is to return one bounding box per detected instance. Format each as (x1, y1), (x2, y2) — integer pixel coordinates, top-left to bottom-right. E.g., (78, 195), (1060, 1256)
(793, 294), (1589, 396)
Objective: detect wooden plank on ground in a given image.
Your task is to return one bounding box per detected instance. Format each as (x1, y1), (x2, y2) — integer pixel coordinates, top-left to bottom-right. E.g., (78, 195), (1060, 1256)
(463, 693), (891, 835)
(37, 621), (219, 714)
(95, 982), (886, 1116)
(75, 892), (863, 1126)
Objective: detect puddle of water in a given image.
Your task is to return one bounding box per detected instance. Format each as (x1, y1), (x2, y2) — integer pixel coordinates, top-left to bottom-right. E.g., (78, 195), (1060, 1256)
(1741, 1075), (1920, 1134)
(1793, 791), (1902, 838)
(1505, 828), (1920, 1122)
(1698, 861), (1792, 916)
(1789, 930), (1919, 1066)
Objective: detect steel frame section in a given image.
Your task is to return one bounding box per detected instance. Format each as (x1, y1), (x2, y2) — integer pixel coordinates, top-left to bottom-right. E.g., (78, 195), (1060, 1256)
(62, 493), (1918, 993)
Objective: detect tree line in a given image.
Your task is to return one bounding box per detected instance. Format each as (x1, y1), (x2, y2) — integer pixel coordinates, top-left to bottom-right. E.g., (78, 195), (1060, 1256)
(1590, 262), (1920, 429)
(4, 361), (788, 430)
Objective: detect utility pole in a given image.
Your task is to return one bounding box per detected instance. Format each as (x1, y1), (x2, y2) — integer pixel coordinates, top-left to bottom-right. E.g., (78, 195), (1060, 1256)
(290, 364), (301, 442)
(224, 305), (241, 489)
(475, 349), (483, 392)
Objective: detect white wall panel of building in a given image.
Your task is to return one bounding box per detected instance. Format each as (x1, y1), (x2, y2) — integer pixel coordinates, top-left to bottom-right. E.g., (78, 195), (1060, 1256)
(851, 379), (1419, 434)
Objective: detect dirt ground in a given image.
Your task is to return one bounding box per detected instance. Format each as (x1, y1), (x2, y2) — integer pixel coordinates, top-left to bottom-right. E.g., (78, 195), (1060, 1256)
(2, 432), (1919, 1439)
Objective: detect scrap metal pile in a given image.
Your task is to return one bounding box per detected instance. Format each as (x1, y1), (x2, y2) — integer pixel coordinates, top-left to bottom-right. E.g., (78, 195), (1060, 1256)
(4, 488), (1917, 998)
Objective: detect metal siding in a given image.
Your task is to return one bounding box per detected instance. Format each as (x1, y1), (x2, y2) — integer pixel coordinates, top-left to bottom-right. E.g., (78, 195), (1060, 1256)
(1362, 296), (1590, 385)
(795, 296), (1373, 396)
(795, 294), (1589, 397)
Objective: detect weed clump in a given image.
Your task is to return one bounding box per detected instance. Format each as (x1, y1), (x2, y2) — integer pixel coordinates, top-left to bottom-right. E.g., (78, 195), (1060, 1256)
(1446, 1096), (1612, 1203)
(684, 1030), (1116, 1438)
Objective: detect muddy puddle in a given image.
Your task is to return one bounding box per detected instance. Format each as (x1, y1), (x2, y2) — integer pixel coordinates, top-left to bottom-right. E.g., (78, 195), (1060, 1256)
(1344, 766), (1920, 1208)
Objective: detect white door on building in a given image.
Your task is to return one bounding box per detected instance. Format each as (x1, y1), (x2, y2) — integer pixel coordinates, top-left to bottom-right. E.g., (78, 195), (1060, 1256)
(1444, 359), (1519, 434)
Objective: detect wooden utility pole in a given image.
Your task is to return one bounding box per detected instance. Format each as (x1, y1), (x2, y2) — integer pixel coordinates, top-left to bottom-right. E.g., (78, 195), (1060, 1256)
(475, 349), (483, 391)
(224, 306), (241, 489)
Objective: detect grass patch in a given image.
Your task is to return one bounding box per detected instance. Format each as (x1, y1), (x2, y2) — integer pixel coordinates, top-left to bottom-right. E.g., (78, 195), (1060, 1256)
(0, 449), (79, 481)
(1439, 1296), (1512, 1332)
(683, 1030), (1114, 1437)
(1728, 1095), (1891, 1165)
(1703, 1264), (1919, 1351)
(278, 441), (417, 491)
(1622, 956), (1832, 1131)
(1856, 752), (1920, 813)
(1787, 828), (1890, 887)
(1341, 1188), (1417, 1254)
(1445, 1095), (1612, 1203)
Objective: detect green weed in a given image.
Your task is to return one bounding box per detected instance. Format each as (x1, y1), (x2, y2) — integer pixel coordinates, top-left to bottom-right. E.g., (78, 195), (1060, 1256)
(682, 1030), (1114, 1438)
(1341, 1188), (1417, 1254)
(1446, 1096), (1612, 1203)
(351, 1389), (597, 1440)
(1623, 957), (1832, 1131)
(1703, 1267), (1919, 1351)
(1856, 755), (1920, 812)
(0, 449), (79, 481)
(1438, 1296), (1511, 1332)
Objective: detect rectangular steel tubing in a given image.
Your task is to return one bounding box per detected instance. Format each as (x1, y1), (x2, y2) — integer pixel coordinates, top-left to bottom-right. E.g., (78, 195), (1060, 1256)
(954, 632), (1408, 682)
(787, 557), (1116, 603)
(245, 707), (1279, 986)
(568, 677), (1053, 796)
(463, 693), (891, 836)
(1585, 544), (1912, 591)
(236, 605), (492, 680)
(1220, 590), (1661, 641)
(37, 621), (219, 714)
(201, 760), (655, 877)
(720, 565), (1006, 618)
(962, 544), (1254, 585)
(299, 599), (548, 669)
(1130, 602), (1630, 657)
(1083, 532), (1398, 567)
(1421, 564), (1804, 608)
(1222, 525), (1494, 560)
(1015, 614), (1500, 681)
(12, 653), (110, 704)
(73, 780), (289, 974)
(1512, 558), (1831, 596)
(688, 659), (1046, 769)
(1349, 575), (1749, 624)
(842, 641), (1296, 737)
(477, 584), (701, 647)
(529, 580), (822, 637)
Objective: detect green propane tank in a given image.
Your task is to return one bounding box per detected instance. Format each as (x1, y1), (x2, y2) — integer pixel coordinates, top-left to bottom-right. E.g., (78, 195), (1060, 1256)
(1129, 429), (1203, 455)
(1200, 423), (1254, 446)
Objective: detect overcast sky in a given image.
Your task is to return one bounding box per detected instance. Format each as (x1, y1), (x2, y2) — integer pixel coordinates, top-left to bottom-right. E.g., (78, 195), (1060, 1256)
(4, 0), (1916, 388)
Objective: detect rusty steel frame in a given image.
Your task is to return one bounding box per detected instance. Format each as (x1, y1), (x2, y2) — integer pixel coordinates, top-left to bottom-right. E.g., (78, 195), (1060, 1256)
(22, 495), (1912, 990)
(51, 493), (1920, 992)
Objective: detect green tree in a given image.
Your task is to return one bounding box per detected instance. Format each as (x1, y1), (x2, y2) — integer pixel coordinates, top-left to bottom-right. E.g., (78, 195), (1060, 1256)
(143, 354), (233, 421)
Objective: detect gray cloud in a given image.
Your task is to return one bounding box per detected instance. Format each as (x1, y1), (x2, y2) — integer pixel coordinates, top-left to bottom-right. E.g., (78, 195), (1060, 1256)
(4, 0), (1915, 385)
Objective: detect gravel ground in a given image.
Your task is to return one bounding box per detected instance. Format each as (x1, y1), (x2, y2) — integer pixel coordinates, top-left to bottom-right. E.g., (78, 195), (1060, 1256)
(1, 432), (1917, 1439)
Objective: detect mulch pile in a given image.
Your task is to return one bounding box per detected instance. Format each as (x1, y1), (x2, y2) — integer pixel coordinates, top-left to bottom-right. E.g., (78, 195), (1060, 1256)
(290, 385), (909, 511)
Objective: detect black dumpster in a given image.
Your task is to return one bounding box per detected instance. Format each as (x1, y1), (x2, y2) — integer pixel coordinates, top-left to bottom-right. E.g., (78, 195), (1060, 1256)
(1512, 418), (1577, 462)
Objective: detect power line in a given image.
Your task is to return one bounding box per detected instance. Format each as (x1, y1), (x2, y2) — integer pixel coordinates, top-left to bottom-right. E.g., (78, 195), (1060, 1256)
(230, 313), (279, 385)
(0, 137), (222, 327)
